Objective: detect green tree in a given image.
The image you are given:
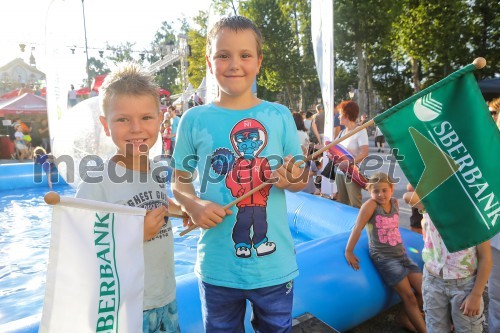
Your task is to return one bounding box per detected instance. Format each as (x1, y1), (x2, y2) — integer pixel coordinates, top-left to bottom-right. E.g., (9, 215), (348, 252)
(241, 0), (302, 108)
(469, 0), (500, 79)
(87, 56), (109, 78)
(392, 0), (472, 91)
(105, 41), (137, 65)
(149, 21), (182, 94)
(187, 11), (209, 89)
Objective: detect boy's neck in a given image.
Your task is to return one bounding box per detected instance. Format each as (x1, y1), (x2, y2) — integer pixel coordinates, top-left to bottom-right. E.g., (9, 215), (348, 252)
(214, 94), (261, 110)
(111, 154), (150, 172)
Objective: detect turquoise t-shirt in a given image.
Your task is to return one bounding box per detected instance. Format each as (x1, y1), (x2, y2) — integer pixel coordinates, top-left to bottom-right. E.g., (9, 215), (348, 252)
(173, 101), (303, 289)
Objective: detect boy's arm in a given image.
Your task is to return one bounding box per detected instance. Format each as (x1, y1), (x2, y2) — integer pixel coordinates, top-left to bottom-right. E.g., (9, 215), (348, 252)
(272, 156), (309, 192)
(344, 199), (376, 270)
(460, 240), (492, 316)
(172, 169), (231, 229)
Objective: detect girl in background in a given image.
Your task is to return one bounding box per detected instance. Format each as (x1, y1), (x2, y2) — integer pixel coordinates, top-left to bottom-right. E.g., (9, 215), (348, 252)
(345, 172), (426, 333)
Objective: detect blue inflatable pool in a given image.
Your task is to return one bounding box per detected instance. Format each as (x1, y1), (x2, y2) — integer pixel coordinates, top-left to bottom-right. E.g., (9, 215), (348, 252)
(0, 162), (424, 332)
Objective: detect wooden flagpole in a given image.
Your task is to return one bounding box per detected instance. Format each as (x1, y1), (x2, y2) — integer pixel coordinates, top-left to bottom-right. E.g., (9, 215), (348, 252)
(179, 119), (375, 236)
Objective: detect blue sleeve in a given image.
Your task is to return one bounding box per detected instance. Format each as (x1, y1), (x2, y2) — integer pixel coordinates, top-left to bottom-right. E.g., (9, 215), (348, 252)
(334, 113), (340, 127)
(171, 117), (180, 135)
(280, 106), (305, 164)
(171, 111), (197, 173)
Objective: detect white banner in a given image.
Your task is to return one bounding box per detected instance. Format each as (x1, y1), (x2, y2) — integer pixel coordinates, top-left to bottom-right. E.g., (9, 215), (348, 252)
(311, 0), (334, 140)
(39, 197), (146, 333)
(312, 0), (335, 196)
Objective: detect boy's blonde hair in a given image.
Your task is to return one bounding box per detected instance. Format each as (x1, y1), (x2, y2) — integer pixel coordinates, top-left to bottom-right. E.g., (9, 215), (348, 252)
(100, 63), (160, 116)
(206, 15), (263, 57)
(366, 172), (395, 191)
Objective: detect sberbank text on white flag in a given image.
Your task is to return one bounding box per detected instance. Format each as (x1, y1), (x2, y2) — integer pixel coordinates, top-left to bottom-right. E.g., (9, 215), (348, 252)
(39, 196), (146, 333)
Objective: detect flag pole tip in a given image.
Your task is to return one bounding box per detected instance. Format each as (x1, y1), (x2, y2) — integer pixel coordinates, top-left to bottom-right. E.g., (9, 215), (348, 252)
(44, 191), (60, 205)
(473, 57), (486, 69)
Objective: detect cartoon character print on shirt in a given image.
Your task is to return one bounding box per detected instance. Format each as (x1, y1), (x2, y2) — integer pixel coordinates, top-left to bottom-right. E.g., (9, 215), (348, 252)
(217, 118), (275, 259)
(375, 214), (402, 246)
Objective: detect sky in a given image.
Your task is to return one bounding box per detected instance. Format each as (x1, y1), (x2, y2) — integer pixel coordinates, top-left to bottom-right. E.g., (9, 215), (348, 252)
(0, 0), (211, 84)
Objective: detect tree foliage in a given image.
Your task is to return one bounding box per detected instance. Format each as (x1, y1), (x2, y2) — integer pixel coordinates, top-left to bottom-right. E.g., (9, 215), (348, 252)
(101, 0), (499, 112)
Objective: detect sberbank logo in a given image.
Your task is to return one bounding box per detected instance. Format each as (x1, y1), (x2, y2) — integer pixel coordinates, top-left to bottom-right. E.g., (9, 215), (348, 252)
(413, 93), (442, 122)
(413, 93), (443, 122)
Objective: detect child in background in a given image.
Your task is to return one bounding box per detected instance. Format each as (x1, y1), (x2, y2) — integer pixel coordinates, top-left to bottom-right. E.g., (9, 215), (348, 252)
(14, 123), (31, 161)
(33, 146), (54, 188)
(345, 172), (426, 333)
(403, 185), (492, 333)
(76, 63), (186, 333)
(172, 16), (308, 332)
(161, 112), (172, 157)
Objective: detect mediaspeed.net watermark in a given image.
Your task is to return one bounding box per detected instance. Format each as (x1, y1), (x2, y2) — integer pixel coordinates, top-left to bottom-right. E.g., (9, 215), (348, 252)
(33, 149), (405, 192)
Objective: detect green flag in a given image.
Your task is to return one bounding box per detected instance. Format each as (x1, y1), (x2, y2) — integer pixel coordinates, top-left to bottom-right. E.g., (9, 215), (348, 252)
(375, 63), (500, 252)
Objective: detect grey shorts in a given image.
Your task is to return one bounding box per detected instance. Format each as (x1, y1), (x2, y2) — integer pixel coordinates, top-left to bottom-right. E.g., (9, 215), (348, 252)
(423, 267), (484, 332)
(370, 253), (421, 287)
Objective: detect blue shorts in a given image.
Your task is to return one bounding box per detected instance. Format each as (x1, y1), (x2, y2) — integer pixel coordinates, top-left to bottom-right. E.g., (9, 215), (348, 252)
(370, 253), (421, 287)
(199, 280), (294, 333)
(142, 299), (180, 333)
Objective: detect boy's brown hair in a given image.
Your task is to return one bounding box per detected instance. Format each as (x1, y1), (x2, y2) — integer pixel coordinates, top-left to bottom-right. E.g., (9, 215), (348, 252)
(100, 62), (160, 116)
(206, 15), (263, 57)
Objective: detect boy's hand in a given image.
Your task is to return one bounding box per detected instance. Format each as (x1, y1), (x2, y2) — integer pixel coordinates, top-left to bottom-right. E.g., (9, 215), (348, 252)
(144, 206), (167, 241)
(189, 199), (232, 230)
(460, 293), (482, 316)
(272, 156), (306, 190)
(167, 197), (191, 227)
(344, 250), (360, 270)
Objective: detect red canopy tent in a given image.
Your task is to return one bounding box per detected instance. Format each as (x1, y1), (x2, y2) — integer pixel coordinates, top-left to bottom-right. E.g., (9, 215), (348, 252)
(92, 74), (107, 92)
(0, 93), (47, 117)
(158, 88), (171, 97)
(1, 89), (21, 99)
(76, 87), (90, 96)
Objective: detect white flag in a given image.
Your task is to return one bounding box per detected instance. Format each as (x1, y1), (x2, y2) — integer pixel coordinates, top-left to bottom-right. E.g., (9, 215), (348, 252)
(311, 0), (334, 140)
(39, 197), (146, 333)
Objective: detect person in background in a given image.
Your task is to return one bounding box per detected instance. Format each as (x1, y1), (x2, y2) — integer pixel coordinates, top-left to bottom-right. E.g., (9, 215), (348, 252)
(292, 112), (309, 154)
(38, 118), (50, 152)
(374, 125), (385, 153)
(76, 63), (187, 333)
(403, 185), (491, 333)
(303, 111), (314, 132)
(345, 173), (426, 333)
(33, 146), (54, 188)
(161, 112), (172, 158)
(335, 100), (369, 208)
(68, 84), (77, 107)
(166, 106), (180, 156)
(488, 97), (499, 124)
(488, 105), (500, 333)
(310, 103), (325, 145)
(171, 16), (308, 332)
(13, 123), (31, 161)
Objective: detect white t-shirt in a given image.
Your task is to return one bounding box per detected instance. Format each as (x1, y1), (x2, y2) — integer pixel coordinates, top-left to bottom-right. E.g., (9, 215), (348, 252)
(297, 130), (309, 149)
(338, 128), (369, 158)
(76, 159), (175, 310)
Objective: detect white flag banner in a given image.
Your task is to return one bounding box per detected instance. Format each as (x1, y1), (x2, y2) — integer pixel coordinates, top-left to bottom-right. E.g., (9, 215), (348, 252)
(39, 197), (146, 333)
(311, 0), (335, 196)
(311, 0), (334, 140)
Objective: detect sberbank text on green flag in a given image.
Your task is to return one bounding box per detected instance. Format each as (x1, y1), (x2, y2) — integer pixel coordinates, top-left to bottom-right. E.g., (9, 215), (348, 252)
(374, 62), (500, 252)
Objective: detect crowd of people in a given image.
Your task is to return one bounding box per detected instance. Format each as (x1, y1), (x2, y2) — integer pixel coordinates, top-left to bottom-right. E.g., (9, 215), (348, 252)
(3, 13), (497, 333)
(7, 117), (50, 162)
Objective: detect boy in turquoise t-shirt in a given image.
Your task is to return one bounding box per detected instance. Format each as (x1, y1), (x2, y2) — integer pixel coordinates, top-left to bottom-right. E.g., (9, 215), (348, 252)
(172, 16), (308, 332)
